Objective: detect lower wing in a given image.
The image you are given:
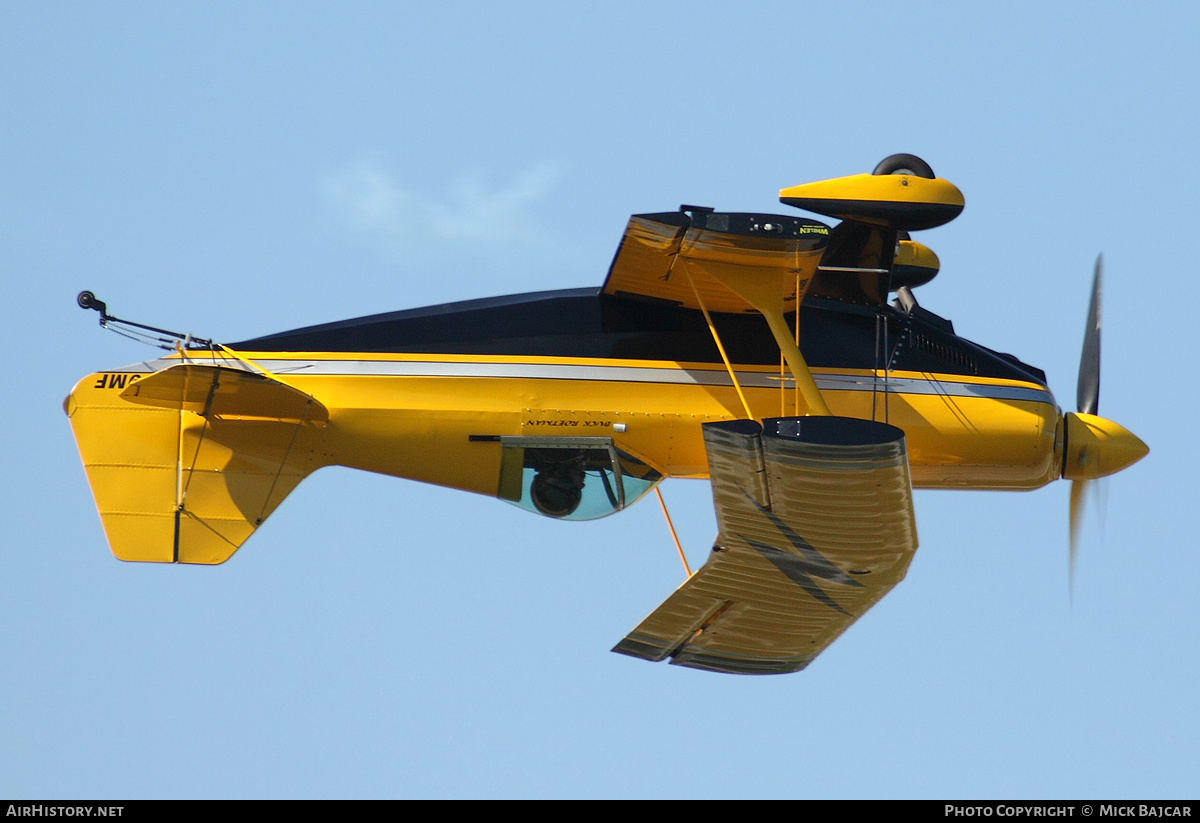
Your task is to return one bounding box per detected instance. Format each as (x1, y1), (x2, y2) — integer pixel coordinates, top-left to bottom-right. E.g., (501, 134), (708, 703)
(614, 416), (918, 674)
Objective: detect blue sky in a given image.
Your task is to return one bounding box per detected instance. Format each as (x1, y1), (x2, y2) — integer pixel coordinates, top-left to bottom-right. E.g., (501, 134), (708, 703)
(3, 1), (1197, 798)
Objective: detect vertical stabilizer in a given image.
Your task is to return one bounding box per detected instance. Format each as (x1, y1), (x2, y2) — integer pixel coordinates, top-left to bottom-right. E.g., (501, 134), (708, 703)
(65, 364), (330, 564)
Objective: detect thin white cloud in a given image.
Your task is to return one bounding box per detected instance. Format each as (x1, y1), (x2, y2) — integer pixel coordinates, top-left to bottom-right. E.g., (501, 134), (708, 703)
(324, 160), (562, 247)
(323, 162), (417, 236)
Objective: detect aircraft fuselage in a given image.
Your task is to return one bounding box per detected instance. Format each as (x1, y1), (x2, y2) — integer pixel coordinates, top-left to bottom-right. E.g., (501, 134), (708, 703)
(131, 287), (1063, 498)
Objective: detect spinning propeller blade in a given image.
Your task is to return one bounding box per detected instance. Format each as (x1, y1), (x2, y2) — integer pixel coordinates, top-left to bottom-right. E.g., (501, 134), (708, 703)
(1064, 254), (1147, 593)
(1068, 477), (1090, 596)
(1069, 255), (1102, 592)
(1077, 255), (1102, 417)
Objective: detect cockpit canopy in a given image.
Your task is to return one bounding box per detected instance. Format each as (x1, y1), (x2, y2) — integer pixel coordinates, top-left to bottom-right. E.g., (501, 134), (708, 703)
(496, 436), (662, 520)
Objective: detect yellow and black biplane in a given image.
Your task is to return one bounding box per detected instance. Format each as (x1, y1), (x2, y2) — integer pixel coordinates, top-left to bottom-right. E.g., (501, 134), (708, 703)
(66, 154), (1147, 675)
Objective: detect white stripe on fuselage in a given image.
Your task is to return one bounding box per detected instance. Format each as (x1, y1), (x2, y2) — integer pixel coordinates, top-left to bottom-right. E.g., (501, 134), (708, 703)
(125, 356), (1057, 406)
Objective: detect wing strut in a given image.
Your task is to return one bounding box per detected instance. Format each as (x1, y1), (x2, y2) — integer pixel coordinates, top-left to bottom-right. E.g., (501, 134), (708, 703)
(700, 260), (830, 417)
(654, 486), (692, 578)
(776, 272), (806, 418)
(684, 263), (755, 420)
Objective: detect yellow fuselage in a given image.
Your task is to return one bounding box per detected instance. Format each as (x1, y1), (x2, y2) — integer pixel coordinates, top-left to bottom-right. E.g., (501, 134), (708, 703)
(207, 351), (1063, 497)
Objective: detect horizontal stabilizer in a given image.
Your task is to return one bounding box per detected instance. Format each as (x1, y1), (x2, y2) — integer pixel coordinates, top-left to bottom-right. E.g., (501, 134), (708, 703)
(120, 363), (327, 421)
(614, 416), (918, 674)
(66, 363), (330, 564)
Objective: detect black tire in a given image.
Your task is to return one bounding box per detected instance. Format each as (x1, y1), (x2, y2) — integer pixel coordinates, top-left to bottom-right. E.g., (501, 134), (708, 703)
(872, 154), (936, 179)
(77, 290), (96, 309)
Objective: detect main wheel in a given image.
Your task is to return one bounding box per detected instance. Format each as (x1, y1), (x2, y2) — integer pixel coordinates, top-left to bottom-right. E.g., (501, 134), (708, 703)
(872, 154), (936, 179)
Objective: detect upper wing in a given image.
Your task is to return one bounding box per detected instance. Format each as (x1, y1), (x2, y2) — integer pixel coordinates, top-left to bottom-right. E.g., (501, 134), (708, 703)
(601, 210), (830, 312)
(614, 416), (917, 674)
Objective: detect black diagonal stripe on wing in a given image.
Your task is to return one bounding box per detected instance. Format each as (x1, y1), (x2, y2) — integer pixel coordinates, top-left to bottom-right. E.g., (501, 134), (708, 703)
(742, 537), (851, 615)
(742, 489), (865, 589)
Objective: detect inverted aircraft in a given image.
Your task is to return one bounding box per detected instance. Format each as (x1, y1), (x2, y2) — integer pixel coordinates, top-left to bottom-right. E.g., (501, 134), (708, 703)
(66, 154), (1148, 674)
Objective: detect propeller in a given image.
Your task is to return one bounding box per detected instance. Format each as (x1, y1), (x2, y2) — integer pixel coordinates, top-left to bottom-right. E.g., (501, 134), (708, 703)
(1068, 478), (1087, 591)
(1069, 255), (1102, 591)
(1063, 255), (1147, 593)
(1076, 255), (1102, 418)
